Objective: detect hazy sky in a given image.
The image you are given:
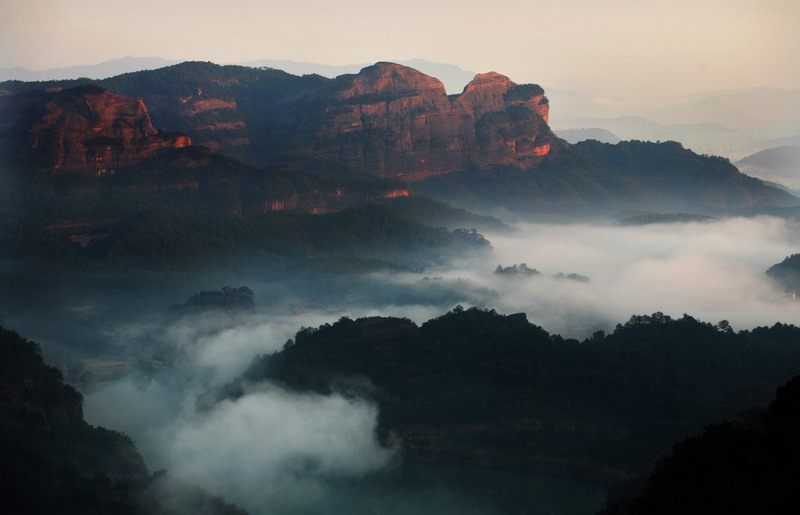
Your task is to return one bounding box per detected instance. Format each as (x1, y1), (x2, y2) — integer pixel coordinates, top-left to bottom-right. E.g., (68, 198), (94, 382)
(2, 0), (798, 99)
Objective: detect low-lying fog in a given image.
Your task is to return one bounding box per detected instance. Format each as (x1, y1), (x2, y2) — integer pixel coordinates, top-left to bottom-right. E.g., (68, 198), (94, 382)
(469, 215), (799, 336)
(82, 215), (799, 513)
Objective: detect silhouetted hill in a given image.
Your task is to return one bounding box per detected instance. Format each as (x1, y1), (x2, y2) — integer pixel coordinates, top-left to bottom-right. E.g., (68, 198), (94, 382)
(0, 326), (247, 514)
(207, 308), (800, 487)
(767, 253), (800, 293)
(601, 375), (800, 515)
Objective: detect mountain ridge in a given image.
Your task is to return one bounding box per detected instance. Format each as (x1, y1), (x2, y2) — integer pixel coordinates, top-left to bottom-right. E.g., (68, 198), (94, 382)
(2, 60), (797, 215)
(2, 61), (559, 182)
(0, 57), (478, 94)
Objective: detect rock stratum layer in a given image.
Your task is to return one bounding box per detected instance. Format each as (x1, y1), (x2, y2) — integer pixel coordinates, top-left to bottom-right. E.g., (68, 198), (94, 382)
(311, 63), (556, 181)
(3, 85), (190, 174)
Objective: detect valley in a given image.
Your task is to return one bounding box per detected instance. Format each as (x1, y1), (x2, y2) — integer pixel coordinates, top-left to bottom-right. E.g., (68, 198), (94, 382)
(2, 52), (800, 515)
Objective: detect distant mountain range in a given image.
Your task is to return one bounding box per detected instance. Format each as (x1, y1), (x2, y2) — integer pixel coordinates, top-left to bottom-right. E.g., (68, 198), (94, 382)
(735, 146), (800, 190)
(549, 88), (800, 139)
(0, 56), (181, 81)
(548, 87), (800, 160)
(554, 128), (621, 144)
(551, 115), (800, 162)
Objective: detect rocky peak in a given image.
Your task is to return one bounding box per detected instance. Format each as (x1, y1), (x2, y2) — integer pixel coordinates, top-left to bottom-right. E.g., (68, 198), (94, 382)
(455, 71), (516, 116)
(334, 62), (448, 103)
(460, 71), (516, 97)
(2, 62), (558, 182)
(312, 63), (558, 181)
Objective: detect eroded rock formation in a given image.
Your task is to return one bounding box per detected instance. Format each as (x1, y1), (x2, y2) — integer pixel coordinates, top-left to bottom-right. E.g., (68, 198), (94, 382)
(310, 62), (557, 181)
(2, 62), (559, 182)
(5, 85), (190, 174)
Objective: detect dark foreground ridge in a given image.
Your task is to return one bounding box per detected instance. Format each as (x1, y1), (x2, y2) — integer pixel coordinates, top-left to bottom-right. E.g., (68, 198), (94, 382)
(0, 326), (247, 514)
(208, 307), (800, 488)
(601, 374), (800, 514)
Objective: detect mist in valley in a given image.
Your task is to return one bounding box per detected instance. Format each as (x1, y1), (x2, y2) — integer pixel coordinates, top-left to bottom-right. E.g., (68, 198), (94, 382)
(2, 0), (798, 511)
(478, 216), (800, 336)
(71, 214), (800, 513)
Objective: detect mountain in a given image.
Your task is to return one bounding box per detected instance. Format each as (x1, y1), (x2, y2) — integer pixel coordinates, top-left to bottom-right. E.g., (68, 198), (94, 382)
(0, 149), (490, 271)
(237, 58), (477, 94)
(0, 57), (477, 95)
(0, 81), (423, 216)
(735, 146), (800, 190)
(416, 140), (798, 215)
(646, 88), (800, 141)
(550, 115), (762, 160)
(0, 56), (180, 82)
(303, 63), (556, 181)
(235, 59), (365, 78)
(1, 85), (191, 173)
(2, 61), (558, 182)
(207, 307), (800, 487)
(766, 253), (800, 293)
(2, 61), (796, 216)
(549, 87), (800, 161)
(0, 325), (247, 514)
(0, 80), (501, 281)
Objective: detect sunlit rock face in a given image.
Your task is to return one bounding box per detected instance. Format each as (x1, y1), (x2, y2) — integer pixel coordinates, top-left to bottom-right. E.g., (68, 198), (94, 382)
(6, 86), (190, 174)
(1, 62), (559, 182)
(312, 63), (558, 181)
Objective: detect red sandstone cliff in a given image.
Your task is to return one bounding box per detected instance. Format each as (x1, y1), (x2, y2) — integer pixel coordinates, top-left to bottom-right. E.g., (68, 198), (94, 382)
(2, 63), (559, 182)
(311, 62), (557, 181)
(9, 85), (190, 174)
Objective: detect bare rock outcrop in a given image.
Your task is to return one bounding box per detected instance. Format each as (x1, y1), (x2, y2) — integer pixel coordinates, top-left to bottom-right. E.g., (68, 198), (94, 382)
(310, 62), (557, 181)
(5, 85), (190, 174)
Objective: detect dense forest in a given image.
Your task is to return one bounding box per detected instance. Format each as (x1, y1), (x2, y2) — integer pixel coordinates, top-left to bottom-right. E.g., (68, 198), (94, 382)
(0, 142), (497, 274)
(602, 374), (800, 514)
(206, 307), (800, 488)
(4, 299), (800, 511)
(416, 140), (795, 215)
